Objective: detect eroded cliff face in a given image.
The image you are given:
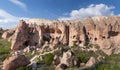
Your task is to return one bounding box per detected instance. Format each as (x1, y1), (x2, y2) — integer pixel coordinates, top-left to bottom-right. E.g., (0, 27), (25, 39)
(2, 16), (120, 55)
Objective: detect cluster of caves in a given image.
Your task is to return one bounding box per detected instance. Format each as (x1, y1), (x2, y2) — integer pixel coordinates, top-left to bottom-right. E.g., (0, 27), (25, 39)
(14, 18), (120, 50)
(20, 24), (65, 50)
(22, 25), (120, 49)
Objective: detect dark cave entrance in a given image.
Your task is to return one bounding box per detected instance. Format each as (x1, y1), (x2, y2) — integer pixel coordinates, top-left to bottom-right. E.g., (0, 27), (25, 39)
(23, 41), (30, 46)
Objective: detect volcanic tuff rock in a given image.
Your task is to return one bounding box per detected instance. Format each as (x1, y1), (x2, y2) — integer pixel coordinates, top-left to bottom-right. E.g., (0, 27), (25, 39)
(2, 16), (120, 55)
(85, 57), (96, 67)
(55, 51), (76, 70)
(3, 55), (30, 70)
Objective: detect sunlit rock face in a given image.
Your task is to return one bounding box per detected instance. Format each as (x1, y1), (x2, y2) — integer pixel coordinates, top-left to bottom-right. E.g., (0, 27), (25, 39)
(3, 55), (30, 70)
(3, 16), (120, 55)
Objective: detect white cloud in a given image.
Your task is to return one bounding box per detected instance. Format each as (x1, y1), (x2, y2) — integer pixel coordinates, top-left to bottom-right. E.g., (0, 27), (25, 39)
(59, 4), (115, 20)
(9, 0), (27, 11)
(0, 9), (18, 23)
(0, 9), (28, 28)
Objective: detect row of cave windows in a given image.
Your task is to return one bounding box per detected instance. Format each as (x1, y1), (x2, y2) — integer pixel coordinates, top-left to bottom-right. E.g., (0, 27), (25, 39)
(24, 31), (119, 47)
(23, 36), (98, 47)
(23, 35), (52, 47)
(72, 32), (109, 42)
(72, 32), (98, 41)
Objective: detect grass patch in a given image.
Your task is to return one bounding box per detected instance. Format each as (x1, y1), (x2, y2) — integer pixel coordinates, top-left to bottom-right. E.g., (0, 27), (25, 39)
(0, 39), (11, 55)
(0, 39), (11, 65)
(90, 54), (120, 70)
(0, 39), (11, 47)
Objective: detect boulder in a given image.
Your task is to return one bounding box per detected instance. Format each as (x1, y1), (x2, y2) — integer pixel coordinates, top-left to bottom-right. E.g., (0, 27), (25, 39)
(55, 63), (68, 70)
(53, 55), (60, 66)
(85, 57), (96, 68)
(55, 51), (76, 70)
(60, 51), (73, 66)
(2, 28), (15, 40)
(3, 55), (30, 70)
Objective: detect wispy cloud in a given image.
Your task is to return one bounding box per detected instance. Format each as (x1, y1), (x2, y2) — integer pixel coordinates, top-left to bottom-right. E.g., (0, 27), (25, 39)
(9, 0), (27, 11)
(59, 4), (115, 20)
(0, 9), (28, 28)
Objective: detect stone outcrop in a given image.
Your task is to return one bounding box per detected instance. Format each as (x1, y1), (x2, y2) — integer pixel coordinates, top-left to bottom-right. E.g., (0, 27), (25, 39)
(60, 51), (74, 66)
(53, 55), (61, 66)
(2, 16), (120, 55)
(85, 57), (96, 67)
(2, 28), (15, 41)
(55, 51), (76, 70)
(3, 55), (30, 70)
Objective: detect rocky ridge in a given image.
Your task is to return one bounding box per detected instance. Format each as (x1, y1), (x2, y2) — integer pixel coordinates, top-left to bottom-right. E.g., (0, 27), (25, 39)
(2, 16), (120, 55)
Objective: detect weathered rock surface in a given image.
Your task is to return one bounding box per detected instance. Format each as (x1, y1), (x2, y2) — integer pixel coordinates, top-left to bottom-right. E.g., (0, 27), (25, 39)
(55, 51), (76, 70)
(60, 51), (74, 66)
(3, 16), (120, 55)
(3, 55), (30, 70)
(53, 55), (61, 66)
(2, 28), (15, 40)
(85, 57), (96, 67)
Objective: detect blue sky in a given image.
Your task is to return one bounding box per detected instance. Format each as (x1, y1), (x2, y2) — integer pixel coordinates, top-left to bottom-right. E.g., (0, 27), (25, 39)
(0, 0), (120, 28)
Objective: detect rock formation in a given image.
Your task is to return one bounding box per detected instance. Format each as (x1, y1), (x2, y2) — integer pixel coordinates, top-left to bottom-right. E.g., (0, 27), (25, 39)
(55, 51), (76, 70)
(2, 16), (120, 55)
(3, 55), (30, 70)
(85, 57), (96, 67)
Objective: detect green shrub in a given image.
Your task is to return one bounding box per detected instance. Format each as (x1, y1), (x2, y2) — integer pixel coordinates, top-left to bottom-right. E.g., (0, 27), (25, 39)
(44, 53), (54, 65)
(71, 43), (90, 63)
(76, 52), (89, 63)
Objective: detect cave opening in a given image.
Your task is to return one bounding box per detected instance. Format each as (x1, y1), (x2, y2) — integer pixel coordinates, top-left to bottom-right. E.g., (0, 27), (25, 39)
(23, 41), (29, 46)
(108, 31), (119, 37)
(35, 42), (38, 46)
(57, 29), (62, 34)
(94, 37), (97, 41)
(79, 40), (82, 43)
(102, 36), (105, 39)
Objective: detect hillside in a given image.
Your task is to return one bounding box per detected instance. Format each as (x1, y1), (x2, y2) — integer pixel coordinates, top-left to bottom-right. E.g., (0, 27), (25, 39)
(1, 16), (120, 70)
